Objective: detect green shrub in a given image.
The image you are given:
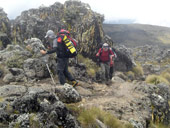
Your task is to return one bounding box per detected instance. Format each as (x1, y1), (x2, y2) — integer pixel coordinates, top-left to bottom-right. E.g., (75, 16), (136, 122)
(146, 74), (169, 85)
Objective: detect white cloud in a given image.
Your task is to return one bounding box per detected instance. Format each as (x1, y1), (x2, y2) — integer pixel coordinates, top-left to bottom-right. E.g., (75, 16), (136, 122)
(1, 0), (170, 27)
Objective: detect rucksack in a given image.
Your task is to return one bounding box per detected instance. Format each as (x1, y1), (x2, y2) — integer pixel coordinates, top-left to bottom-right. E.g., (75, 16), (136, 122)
(99, 46), (117, 59)
(57, 29), (78, 58)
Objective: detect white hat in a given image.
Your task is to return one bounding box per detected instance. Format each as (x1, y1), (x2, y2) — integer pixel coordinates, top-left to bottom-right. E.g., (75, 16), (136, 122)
(45, 30), (56, 39)
(102, 43), (109, 47)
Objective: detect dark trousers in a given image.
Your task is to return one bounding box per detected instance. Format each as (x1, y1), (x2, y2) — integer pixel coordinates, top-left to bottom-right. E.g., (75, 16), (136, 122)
(57, 58), (74, 85)
(109, 66), (115, 79)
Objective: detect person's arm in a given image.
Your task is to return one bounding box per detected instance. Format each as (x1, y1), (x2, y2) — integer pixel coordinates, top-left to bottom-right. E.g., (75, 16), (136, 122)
(109, 48), (115, 58)
(96, 48), (101, 57)
(40, 38), (58, 55)
(40, 47), (57, 54)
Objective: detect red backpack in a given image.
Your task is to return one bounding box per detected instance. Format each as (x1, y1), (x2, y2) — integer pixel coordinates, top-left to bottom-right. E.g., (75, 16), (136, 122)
(57, 29), (78, 58)
(58, 29), (78, 48)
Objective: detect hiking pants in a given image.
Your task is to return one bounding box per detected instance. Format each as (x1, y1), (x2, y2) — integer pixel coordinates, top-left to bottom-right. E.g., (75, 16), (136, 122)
(100, 62), (110, 81)
(109, 66), (115, 79)
(57, 58), (74, 85)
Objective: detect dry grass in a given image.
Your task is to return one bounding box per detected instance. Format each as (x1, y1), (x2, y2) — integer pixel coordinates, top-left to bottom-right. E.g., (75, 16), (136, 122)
(77, 54), (100, 77)
(132, 63), (144, 77)
(78, 107), (133, 128)
(145, 74), (169, 85)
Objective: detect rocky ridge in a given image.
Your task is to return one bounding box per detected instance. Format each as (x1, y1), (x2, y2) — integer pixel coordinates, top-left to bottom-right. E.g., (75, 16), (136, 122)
(0, 0), (170, 128)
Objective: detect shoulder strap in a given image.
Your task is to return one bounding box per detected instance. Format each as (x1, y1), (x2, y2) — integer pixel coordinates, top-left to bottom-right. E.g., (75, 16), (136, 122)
(99, 48), (103, 56)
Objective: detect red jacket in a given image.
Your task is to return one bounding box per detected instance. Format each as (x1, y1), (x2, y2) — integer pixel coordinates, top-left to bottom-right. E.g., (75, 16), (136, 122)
(96, 48), (114, 62)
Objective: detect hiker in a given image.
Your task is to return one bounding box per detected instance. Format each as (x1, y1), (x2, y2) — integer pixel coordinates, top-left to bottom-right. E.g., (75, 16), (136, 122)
(109, 48), (117, 79)
(96, 43), (115, 84)
(40, 29), (78, 86)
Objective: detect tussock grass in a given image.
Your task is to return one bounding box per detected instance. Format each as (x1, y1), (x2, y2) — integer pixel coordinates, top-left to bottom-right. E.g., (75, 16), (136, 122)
(77, 54), (100, 77)
(161, 72), (170, 83)
(126, 71), (135, 81)
(132, 63), (144, 77)
(149, 122), (169, 128)
(78, 107), (133, 128)
(145, 74), (169, 85)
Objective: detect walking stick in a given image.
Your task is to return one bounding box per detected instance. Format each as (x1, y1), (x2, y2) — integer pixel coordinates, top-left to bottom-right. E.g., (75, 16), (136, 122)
(45, 63), (56, 85)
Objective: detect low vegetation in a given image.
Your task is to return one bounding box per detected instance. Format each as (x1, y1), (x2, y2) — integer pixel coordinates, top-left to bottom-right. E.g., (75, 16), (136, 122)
(66, 104), (133, 128)
(149, 122), (169, 128)
(6, 53), (28, 69)
(145, 74), (169, 85)
(77, 54), (100, 77)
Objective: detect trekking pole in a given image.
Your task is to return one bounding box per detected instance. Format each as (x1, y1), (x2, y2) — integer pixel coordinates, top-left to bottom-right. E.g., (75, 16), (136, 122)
(43, 57), (56, 94)
(40, 47), (56, 85)
(45, 63), (56, 85)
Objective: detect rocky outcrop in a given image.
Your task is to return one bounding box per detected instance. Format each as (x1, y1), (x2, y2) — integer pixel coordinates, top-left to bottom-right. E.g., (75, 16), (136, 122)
(12, 1), (104, 59)
(133, 45), (170, 75)
(0, 7), (11, 49)
(0, 84), (81, 128)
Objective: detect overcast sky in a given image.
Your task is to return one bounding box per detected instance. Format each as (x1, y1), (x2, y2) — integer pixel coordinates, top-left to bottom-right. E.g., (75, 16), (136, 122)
(1, 0), (170, 27)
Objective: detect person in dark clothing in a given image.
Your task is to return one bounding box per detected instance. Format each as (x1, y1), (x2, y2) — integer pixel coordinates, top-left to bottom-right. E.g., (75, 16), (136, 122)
(40, 30), (78, 86)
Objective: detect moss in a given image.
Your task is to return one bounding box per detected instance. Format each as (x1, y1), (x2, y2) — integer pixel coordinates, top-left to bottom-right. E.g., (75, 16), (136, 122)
(6, 53), (28, 68)
(146, 74), (169, 85)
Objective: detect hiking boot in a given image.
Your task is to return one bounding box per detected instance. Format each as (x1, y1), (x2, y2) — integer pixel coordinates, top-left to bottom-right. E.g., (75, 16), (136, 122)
(106, 80), (112, 86)
(72, 80), (79, 87)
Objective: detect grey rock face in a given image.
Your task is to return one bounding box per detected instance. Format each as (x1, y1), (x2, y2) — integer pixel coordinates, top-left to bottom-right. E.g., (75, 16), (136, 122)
(9, 91), (80, 128)
(11, 1), (104, 59)
(0, 8), (11, 49)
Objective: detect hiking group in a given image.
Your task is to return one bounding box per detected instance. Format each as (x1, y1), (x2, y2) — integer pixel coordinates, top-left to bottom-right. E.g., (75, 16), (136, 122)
(40, 29), (116, 86)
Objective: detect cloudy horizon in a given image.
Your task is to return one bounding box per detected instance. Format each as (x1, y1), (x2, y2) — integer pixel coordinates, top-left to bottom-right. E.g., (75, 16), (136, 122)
(1, 0), (170, 27)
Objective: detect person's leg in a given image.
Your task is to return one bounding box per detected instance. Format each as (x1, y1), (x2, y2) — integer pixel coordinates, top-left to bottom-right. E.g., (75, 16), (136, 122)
(63, 58), (78, 87)
(100, 63), (106, 81)
(63, 58), (74, 81)
(105, 62), (110, 81)
(109, 66), (113, 79)
(57, 58), (66, 85)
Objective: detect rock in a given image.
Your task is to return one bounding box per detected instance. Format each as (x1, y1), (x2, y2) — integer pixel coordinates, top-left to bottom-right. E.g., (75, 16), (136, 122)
(3, 73), (15, 84)
(0, 8), (11, 49)
(55, 83), (81, 103)
(0, 85), (26, 97)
